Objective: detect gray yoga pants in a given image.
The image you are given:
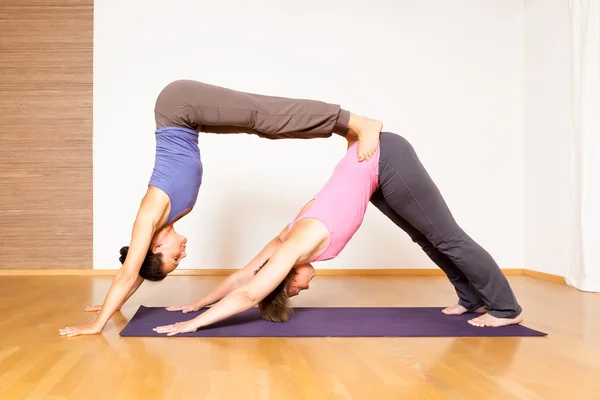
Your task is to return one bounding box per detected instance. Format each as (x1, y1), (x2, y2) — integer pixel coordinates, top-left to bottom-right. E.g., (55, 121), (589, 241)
(371, 132), (522, 319)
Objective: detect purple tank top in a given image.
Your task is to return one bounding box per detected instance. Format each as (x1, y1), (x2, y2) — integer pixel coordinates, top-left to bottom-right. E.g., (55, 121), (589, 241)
(148, 126), (203, 226)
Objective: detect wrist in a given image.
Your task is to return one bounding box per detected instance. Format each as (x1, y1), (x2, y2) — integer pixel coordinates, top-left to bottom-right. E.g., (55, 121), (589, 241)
(191, 316), (205, 330)
(91, 321), (104, 332)
(92, 314), (109, 331)
(196, 300), (207, 309)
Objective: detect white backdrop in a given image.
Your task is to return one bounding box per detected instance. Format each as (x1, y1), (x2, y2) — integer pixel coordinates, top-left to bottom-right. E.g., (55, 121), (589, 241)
(566, 0), (600, 292)
(93, 0), (525, 270)
(524, 0), (600, 292)
(524, 0), (574, 276)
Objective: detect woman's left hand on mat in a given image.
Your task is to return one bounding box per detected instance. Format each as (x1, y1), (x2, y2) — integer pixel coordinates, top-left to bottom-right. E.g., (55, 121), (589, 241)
(153, 319), (200, 336)
(165, 301), (203, 313)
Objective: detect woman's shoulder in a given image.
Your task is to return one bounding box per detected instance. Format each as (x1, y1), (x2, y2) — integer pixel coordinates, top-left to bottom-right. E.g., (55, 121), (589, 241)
(140, 186), (171, 224)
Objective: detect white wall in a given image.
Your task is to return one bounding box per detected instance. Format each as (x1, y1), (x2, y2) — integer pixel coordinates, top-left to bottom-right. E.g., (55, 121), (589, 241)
(523, 0), (574, 276)
(94, 0), (525, 270)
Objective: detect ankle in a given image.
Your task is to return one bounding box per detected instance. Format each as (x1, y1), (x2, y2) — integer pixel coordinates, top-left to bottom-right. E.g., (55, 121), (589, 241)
(347, 113), (364, 133)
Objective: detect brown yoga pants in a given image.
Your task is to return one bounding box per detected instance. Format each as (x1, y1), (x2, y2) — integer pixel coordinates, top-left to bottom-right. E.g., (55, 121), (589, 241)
(154, 80), (351, 139)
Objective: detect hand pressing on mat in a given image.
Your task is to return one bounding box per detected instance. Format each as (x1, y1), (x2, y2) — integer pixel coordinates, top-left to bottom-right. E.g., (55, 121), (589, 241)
(165, 301), (204, 313)
(153, 319), (201, 336)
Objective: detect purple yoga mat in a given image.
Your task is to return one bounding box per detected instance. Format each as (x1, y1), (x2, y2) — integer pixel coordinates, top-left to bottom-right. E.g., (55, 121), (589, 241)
(119, 306), (546, 337)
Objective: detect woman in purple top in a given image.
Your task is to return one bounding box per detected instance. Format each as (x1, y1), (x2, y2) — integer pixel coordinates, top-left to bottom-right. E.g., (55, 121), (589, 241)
(58, 80), (383, 337)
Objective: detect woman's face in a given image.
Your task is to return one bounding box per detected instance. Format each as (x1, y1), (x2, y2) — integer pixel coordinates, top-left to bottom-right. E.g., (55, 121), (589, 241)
(287, 264), (316, 297)
(151, 226), (187, 273)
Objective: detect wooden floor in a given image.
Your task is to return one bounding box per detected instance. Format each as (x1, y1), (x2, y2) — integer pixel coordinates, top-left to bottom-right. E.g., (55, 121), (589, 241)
(0, 275), (598, 400)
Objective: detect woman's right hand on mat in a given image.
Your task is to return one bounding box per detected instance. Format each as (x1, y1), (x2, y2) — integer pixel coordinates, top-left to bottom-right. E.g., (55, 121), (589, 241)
(165, 302), (203, 313)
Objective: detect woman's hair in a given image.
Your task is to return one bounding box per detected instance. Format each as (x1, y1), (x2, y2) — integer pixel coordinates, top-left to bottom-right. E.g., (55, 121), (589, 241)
(254, 259), (297, 322)
(119, 246), (167, 281)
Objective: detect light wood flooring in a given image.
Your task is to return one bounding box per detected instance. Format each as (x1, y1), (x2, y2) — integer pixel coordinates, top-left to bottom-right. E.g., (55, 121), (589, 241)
(0, 274), (598, 399)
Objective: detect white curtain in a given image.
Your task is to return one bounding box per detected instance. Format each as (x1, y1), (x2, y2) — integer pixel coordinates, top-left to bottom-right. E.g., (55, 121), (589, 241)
(566, 0), (600, 292)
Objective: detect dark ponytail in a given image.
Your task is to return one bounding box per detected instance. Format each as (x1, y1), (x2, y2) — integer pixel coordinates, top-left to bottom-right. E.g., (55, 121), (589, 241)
(119, 246), (167, 281)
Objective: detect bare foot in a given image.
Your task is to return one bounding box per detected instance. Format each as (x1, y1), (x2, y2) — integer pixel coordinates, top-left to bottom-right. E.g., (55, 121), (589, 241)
(468, 312), (524, 328)
(347, 113), (383, 162)
(441, 304), (486, 315)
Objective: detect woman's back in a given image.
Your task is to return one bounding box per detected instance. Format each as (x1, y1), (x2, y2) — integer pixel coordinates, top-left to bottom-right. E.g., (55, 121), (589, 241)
(288, 141), (380, 261)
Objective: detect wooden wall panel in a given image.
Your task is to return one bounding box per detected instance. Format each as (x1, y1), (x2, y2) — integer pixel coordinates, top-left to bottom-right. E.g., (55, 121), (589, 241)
(0, 1), (93, 268)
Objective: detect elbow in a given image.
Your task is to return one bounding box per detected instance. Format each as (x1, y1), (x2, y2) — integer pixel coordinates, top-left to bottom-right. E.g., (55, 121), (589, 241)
(116, 270), (139, 286)
(232, 271), (249, 287)
(238, 290), (260, 308)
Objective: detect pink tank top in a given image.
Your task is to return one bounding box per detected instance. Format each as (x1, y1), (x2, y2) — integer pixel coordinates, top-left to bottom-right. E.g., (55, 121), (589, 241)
(288, 142), (380, 261)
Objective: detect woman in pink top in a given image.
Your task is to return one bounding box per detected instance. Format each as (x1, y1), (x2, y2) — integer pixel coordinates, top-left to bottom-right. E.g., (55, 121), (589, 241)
(155, 130), (523, 336)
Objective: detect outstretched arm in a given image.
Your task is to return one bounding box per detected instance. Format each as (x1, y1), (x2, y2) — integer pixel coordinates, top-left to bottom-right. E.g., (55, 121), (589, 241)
(154, 242), (301, 335)
(154, 221), (326, 336)
(59, 189), (168, 337)
(167, 225), (291, 313)
(84, 274), (145, 313)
